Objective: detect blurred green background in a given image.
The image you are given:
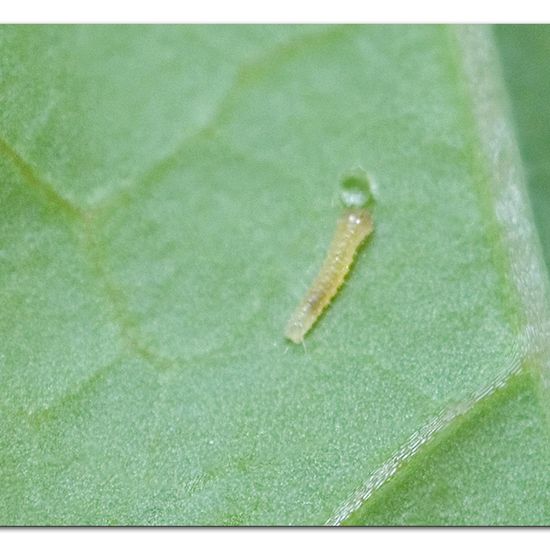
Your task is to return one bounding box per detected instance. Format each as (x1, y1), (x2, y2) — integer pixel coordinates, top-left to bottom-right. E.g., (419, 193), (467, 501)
(497, 25), (550, 267)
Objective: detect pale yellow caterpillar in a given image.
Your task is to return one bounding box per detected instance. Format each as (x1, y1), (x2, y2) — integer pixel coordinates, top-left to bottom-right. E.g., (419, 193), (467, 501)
(285, 169), (374, 344)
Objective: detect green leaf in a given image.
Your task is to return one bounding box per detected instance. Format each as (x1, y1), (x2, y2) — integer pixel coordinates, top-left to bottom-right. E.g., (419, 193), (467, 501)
(341, 25), (550, 526)
(343, 368), (550, 525)
(1, 24), (549, 525)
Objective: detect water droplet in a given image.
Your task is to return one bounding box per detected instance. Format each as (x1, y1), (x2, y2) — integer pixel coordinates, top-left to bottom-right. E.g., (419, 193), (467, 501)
(340, 167), (374, 208)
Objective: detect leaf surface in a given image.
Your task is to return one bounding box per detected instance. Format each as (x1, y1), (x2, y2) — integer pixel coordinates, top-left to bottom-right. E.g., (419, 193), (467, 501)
(1, 24), (549, 525)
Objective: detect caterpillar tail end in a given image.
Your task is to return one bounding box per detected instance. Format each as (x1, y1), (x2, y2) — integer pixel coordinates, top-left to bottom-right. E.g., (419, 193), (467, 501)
(285, 306), (316, 343)
(285, 329), (304, 345)
(284, 317), (307, 344)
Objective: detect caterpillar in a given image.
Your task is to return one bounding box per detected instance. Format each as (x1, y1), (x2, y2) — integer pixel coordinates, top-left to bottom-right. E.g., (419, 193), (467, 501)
(285, 169), (374, 344)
